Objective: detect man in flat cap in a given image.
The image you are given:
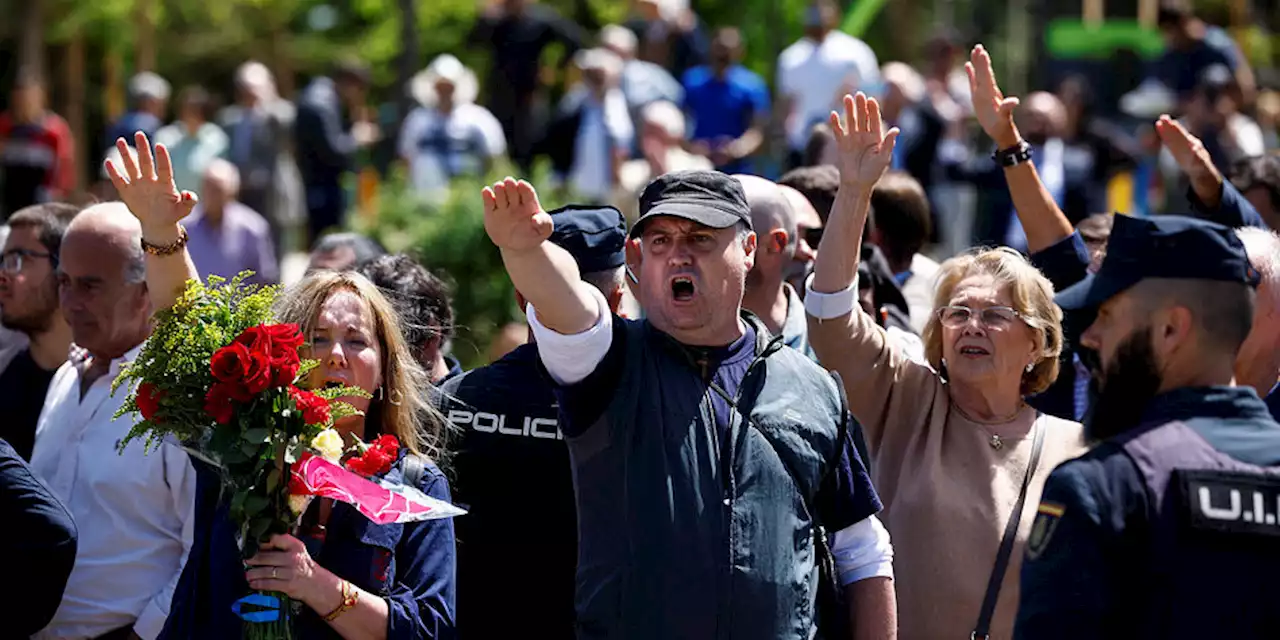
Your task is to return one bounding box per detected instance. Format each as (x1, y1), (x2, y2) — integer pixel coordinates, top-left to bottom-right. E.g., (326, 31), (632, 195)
(481, 170), (894, 639)
(441, 204), (630, 639)
(1016, 214), (1280, 639)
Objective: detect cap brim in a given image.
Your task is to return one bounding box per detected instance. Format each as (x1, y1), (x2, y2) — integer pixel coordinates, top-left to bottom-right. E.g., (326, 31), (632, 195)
(1054, 272), (1131, 311)
(630, 203), (743, 238)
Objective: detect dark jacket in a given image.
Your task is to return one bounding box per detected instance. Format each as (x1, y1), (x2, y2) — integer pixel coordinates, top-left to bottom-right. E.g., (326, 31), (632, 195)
(438, 345), (577, 639)
(1016, 387), (1280, 639)
(162, 453), (457, 639)
(294, 78), (357, 186)
(0, 437), (78, 636)
(570, 313), (878, 639)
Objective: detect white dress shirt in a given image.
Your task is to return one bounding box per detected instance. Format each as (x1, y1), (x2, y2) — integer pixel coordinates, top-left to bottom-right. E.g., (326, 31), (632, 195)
(526, 290), (894, 584)
(777, 31), (881, 151)
(30, 343), (197, 640)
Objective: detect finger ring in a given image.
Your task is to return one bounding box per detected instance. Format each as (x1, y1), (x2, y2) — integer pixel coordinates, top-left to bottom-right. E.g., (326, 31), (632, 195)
(272, 567), (278, 579)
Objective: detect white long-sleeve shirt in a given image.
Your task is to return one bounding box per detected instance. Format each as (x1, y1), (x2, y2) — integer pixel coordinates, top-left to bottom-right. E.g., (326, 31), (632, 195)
(30, 343), (196, 640)
(527, 290), (894, 585)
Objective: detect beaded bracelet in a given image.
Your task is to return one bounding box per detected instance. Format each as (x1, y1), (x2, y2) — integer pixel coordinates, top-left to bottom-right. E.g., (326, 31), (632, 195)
(140, 224), (189, 257)
(322, 579), (360, 622)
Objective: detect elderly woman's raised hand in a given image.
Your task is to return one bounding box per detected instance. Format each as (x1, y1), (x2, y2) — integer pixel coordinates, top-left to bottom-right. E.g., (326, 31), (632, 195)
(829, 92), (900, 191)
(966, 44), (1022, 149)
(104, 132), (198, 238)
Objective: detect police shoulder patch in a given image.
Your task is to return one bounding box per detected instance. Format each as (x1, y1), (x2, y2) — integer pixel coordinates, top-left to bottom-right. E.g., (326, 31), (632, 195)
(1026, 501), (1065, 560)
(1179, 469), (1280, 538)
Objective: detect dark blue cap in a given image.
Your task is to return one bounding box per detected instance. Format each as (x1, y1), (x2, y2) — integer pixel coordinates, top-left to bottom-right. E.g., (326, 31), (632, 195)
(633, 170), (752, 238)
(547, 204), (627, 273)
(1056, 214), (1259, 311)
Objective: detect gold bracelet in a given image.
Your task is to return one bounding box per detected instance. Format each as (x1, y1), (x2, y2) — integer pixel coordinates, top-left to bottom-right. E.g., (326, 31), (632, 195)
(140, 224), (189, 257)
(322, 579), (360, 622)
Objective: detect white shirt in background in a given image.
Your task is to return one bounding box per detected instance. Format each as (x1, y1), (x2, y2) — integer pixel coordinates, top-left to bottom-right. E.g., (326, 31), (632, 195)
(901, 252), (942, 335)
(30, 343), (196, 640)
(777, 31), (881, 151)
(570, 89), (634, 203)
(398, 103), (506, 194)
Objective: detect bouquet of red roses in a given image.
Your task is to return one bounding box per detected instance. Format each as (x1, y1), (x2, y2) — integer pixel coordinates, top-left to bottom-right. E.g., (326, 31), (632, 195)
(113, 274), (463, 639)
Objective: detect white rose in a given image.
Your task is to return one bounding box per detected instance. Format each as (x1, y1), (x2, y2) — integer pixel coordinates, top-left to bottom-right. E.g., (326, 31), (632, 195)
(311, 428), (345, 463)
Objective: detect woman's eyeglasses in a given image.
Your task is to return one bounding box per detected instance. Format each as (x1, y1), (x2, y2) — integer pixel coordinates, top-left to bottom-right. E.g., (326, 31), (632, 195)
(0, 249), (55, 274)
(936, 305), (1025, 329)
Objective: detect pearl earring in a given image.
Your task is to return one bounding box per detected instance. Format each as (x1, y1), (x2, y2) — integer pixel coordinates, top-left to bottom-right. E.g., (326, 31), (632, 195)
(1025, 362), (1034, 373)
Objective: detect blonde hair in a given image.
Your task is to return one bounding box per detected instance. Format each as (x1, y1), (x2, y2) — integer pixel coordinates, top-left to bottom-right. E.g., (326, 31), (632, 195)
(922, 247), (1064, 395)
(274, 270), (446, 463)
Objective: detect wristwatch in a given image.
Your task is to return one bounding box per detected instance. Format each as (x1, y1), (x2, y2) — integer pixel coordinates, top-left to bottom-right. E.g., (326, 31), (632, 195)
(992, 140), (1033, 168)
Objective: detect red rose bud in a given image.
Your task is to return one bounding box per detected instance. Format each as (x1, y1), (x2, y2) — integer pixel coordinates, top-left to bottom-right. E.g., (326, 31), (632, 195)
(233, 325), (273, 355)
(204, 383), (235, 424)
(271, 356), (301, 387)
(241, 351), (273, 395)
(264, 324), (304, 357)
(136, 383), (165, 422)
(291, 388), (331, 425)
(210, 342), (253, 383)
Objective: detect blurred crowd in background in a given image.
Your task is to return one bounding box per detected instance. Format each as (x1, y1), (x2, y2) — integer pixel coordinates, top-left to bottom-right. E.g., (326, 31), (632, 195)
(0, 0), (1277, 360)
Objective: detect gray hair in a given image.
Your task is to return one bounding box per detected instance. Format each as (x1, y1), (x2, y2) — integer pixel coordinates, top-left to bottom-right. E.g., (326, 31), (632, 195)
(128, 71), (171, 103)
(203, 158), (241, 197)
(1237, 226), (1280, 312)
(583, 266), (626, 296)
(66, 202), (147, 285)
(642, 100), (686, 140)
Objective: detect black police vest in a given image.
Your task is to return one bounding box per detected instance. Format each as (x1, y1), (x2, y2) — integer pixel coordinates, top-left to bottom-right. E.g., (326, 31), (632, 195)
(1121, 421), (1280, 638)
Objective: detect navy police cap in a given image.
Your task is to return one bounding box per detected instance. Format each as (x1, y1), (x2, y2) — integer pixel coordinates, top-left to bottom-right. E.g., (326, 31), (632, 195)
(547, 204), (627, 273)
(1056, 214), (1259, 311)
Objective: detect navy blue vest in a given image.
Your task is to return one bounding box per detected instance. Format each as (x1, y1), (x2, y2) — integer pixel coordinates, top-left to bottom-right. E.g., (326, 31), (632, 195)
(1120, 421), (1280, 638)
(569, 315), (844, 639)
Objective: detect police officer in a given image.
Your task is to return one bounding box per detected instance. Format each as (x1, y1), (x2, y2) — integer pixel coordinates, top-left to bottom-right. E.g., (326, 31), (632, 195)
(438, 205), (628, 639)
(1015, 214), (1280, 639)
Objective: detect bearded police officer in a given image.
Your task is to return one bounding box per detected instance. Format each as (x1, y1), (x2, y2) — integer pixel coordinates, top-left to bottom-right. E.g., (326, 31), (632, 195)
(1015, 214), (1280, 639)
(440, 205), (628, 639)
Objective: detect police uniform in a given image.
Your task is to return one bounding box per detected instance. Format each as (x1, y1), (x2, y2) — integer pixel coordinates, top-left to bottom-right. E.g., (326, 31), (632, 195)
(1015, 215), (1280, 639)
(437, 205), (627, 640)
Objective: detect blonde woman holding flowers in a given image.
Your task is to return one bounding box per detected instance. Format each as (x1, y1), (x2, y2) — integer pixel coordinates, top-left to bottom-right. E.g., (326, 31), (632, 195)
(106, 132), (456, 639)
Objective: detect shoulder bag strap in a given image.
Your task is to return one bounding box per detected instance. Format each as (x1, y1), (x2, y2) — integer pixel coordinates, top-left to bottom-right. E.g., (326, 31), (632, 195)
(972, 414), (1047, 640)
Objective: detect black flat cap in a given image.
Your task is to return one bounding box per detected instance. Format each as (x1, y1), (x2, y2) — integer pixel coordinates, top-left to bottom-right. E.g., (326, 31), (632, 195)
(632, 170), (753, 238)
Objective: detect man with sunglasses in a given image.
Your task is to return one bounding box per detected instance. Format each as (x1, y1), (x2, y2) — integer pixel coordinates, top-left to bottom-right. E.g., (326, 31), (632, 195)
(0, 202), (79, 460)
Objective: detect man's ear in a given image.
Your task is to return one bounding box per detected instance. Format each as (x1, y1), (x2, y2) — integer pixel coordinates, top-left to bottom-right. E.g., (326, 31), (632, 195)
(769, 229), (789, 255)
(606, 283), (626, 314)
(625, 238), (642, 280)
(1153, 304), (1195, 357)
(743, 231), (758, 272)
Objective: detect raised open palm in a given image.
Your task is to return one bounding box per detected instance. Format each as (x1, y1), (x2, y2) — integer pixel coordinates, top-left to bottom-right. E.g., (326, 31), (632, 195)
(482, 177), (554, 252)
(105, 132), (198, 235)
(965, 44), (1021, 148)
(830, 92), (901, 190)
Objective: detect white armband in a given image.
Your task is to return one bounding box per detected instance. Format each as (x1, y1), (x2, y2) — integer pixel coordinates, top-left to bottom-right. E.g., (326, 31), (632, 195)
(830, 515), (894, 585)
(804, 272), (859, 320)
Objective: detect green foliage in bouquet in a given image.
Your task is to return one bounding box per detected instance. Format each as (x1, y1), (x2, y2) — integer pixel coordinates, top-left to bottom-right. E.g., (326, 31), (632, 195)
(113, 272), (279, 450)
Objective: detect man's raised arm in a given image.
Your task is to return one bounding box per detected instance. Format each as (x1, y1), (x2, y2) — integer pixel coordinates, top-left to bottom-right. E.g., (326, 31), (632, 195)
(106, 132), (200, 313)
(483, 177), (601, 334)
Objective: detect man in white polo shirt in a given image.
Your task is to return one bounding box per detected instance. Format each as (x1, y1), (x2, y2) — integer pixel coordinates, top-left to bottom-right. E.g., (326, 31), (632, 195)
(30, 202), (196, 640)
(777, 0), (880, 169)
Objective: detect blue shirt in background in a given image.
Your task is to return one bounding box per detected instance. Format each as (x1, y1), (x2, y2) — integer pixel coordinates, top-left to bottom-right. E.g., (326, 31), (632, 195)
(681, 65), (769, 175)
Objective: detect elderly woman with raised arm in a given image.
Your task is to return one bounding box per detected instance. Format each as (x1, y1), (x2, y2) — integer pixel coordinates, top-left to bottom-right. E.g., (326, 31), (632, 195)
(104, 133), (457, 639)
(804, 46), (1089, 640)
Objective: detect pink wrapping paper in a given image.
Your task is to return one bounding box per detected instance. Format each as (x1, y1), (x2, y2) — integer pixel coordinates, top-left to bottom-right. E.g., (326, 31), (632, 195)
(290, 453), (466, 524)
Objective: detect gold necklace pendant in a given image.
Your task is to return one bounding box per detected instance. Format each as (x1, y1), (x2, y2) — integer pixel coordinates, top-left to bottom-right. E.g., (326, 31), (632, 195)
(989, 434), (1004, 450)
